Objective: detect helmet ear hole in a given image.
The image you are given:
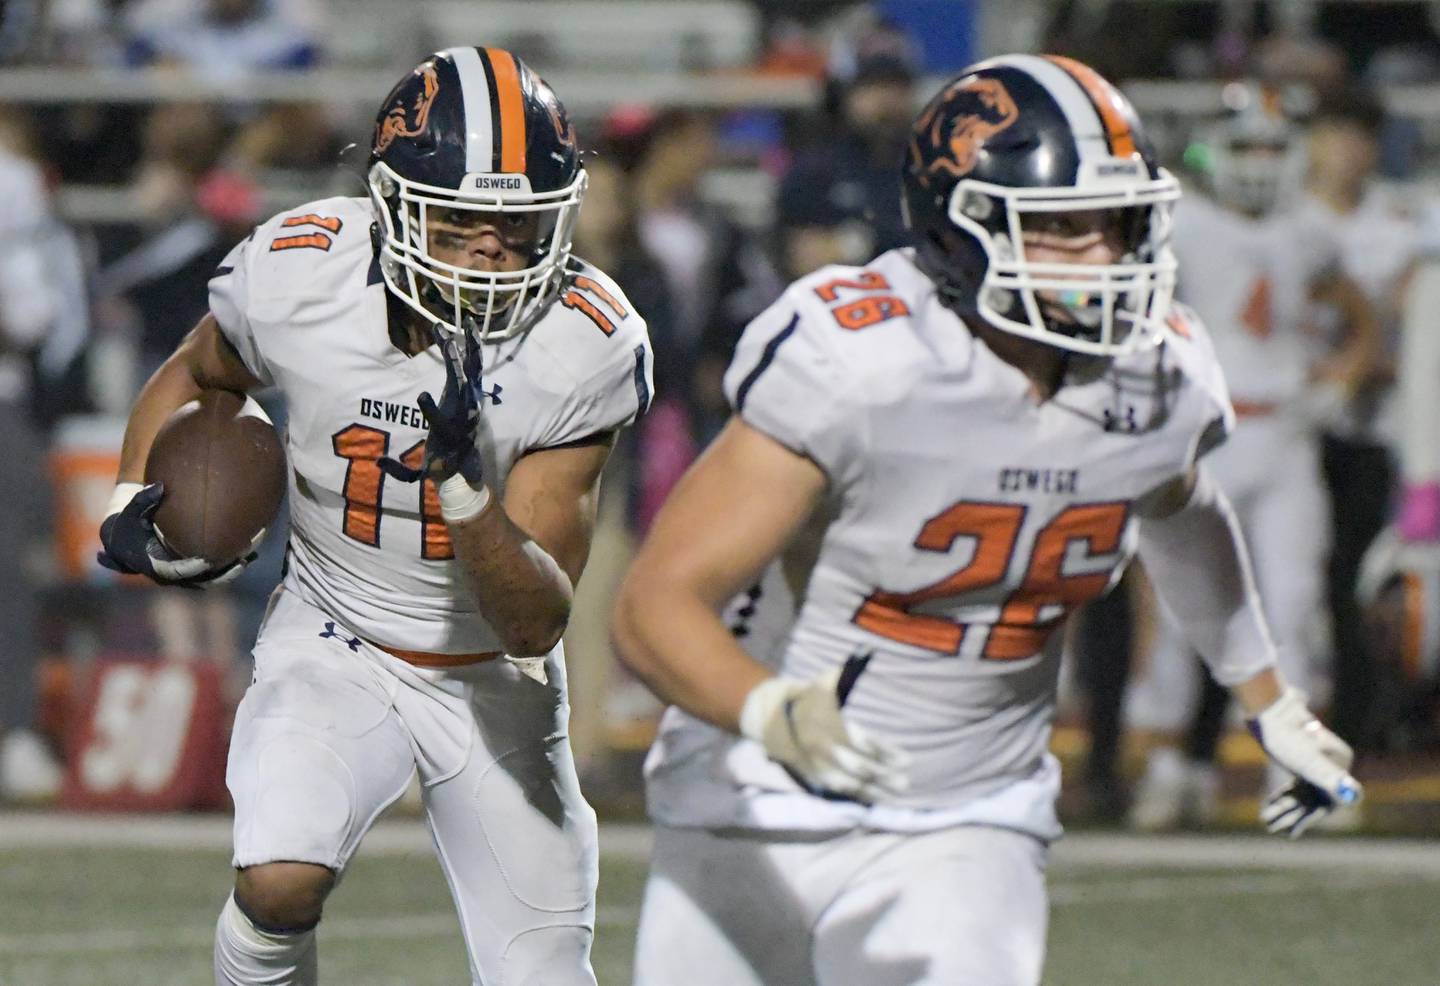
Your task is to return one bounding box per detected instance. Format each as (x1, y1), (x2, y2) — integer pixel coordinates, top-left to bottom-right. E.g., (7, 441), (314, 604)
(369, 163), (397, 200)
(959, 190), (993, 222)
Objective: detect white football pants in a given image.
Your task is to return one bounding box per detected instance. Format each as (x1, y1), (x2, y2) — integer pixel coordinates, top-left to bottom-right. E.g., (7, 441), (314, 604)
(226, 589), (599, 986)
(633, 822), (1048, 986)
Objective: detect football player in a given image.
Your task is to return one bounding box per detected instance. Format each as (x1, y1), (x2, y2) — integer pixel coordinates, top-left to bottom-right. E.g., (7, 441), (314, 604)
(97, 48), (652, 986)
(1397, 244), (1440, 545)
(1129, 84), (1380, 830)
(1295, 89), (1419, 752)
(614, 55), (1360, 986)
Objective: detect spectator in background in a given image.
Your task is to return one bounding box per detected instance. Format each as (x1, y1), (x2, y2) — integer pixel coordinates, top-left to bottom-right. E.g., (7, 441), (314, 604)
(773, 137), (879, 280)
(93, 102), (251, 378)
(785, 39), (918, 259)
(0, 114), (74, 802)
(605, 106), (781, 446)
(0, 110), (91, 428)
(122, 0), (335, 174)
(1396, 232), (1440, 545)
(1294, 87), (1419, 753)
(123, 0), (322, 76)
(570, 153), (680, 536)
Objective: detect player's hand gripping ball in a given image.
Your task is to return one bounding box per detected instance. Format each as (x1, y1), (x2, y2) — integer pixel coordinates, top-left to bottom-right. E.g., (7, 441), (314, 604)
(99, 391), (284, 587)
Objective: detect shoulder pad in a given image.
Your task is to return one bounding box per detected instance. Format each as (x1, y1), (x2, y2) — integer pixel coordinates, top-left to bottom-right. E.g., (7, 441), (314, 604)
(1158, 301), (1235, 455)
(240, 197), (376, 306)
(528, 259), (650, 388)
(519, 259), (654, 448)
(764, 252), (946, 389)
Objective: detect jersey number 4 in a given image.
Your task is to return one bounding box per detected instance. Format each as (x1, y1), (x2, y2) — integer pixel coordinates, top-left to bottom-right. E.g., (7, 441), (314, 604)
(332, 425), (454, 559)
(853, 500), (1129, 659)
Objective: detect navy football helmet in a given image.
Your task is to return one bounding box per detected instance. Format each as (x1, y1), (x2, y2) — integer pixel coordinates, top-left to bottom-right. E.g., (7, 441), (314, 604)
(902, 54), (1180, 357)
(1191, 81), (1302, 217)
(368, 47), (584, 341)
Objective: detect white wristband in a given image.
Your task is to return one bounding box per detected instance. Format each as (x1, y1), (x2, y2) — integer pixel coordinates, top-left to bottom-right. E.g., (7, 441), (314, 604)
(106, 481), (145, 519)
(738, 677), (786, 742)
(438, 474), (492, 523)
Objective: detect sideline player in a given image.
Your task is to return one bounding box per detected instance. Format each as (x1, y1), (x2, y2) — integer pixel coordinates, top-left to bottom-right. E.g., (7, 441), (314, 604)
(614, 55), (1360, 986)
(1129, 85), (1380, 829)
(97, 48), (651, 986)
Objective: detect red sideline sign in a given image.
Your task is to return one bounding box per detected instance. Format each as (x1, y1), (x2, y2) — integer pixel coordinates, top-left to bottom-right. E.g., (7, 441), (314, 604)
(60, 659), (230, 812)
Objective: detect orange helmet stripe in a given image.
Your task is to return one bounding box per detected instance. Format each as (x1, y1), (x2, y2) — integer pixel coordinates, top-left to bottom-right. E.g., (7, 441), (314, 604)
(1041, 54), (1138, 158)
(485, 48), (528, 174)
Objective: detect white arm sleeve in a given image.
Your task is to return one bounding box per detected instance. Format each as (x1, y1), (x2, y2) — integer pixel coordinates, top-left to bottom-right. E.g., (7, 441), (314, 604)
(1137, 467), (1278, 686)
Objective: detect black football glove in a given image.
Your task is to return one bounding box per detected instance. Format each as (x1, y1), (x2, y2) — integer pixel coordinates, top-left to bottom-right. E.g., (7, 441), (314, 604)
(378, 333), (485, 486)
(97, 483), (255, 588)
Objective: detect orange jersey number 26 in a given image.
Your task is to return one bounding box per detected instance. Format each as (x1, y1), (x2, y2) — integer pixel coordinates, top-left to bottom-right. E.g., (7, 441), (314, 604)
(854, 499), (1129, 659)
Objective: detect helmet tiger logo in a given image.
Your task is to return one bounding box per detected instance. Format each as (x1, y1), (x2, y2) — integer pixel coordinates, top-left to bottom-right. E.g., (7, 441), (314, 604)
(542, 91), (576, 149)
(375, 65), (440, 153)
(911, 77), (1019, 185)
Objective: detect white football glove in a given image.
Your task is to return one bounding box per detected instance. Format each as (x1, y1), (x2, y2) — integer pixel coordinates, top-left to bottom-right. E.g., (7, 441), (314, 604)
(739, 668), (910, 804)
(1248, 687), (1363, 838)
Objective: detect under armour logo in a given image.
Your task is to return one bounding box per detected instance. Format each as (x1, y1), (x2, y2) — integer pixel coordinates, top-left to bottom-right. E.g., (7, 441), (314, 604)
(470, 380), (502, 406)
(837, 651), (874, 706)
(1102, 405), (1140, 433)
(318, 621), (362, 652)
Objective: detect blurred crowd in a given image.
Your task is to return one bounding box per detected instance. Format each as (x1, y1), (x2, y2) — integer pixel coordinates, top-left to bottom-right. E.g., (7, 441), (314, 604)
(1, 0), (1438, 829)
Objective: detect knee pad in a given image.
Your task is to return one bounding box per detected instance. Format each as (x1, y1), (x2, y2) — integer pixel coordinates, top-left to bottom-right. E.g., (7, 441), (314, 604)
(229, 674), (411, 870)
(503, 924), (596, 986)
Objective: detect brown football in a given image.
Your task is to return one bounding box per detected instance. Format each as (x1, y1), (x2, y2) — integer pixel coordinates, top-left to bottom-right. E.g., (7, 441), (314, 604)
(144, 390), (286, 565)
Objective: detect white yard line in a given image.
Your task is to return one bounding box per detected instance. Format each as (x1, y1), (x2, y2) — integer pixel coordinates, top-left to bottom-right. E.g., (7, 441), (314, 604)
(1049, 869), (1413, 905)
(3, 814), (1439, 877)
(0, 813), (655, 859)
(0, 907), (637, 957)
(1048, 833), (1440, 876)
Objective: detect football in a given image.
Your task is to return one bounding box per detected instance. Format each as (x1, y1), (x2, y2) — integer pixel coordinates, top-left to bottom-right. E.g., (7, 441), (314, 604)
(144, 390), (287, 565)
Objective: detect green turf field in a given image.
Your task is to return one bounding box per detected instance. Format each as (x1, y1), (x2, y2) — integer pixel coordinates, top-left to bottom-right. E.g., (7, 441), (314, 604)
(1, 816), (1437, 986)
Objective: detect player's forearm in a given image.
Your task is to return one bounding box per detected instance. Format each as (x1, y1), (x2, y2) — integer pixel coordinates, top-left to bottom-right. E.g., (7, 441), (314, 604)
(445, 496), (573, 657)
(117, 316), (259, 483)
(1136, 469), (1278, 687)
(612, 575), (773, 732)
(117, 350), (208, 483)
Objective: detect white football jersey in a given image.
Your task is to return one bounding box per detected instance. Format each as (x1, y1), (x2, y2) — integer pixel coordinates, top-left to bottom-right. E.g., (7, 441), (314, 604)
(644, 249), (1231, 838)
(1293, 186), (1417, 306)
(1171, 193), (1334, 408)
(211, 196), (652, 654)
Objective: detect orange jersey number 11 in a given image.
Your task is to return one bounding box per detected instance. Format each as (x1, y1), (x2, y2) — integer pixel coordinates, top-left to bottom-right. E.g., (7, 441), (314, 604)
(331, 424), (455, 559)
